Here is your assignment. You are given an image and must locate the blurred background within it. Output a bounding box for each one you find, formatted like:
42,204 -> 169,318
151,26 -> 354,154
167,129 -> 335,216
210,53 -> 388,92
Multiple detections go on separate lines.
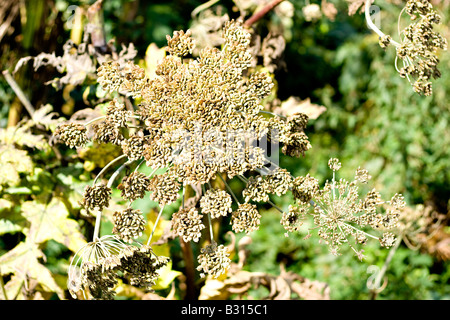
0,0 -> 449,300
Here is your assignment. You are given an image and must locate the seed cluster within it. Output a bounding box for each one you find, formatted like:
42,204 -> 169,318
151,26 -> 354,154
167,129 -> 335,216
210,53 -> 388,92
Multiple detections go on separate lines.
199,189 -> 232,219
118,171 -> 151,202
54,123 -> 88,149
287,159 -> 405,260
60,19 -> 405,298
381,0 -> 447,95
112,208 -> 146,243
68,237 -> 169,300
196,242 -> 231,279
171,208 -> 205,242
231,203 -> 261,234
80,184 -> 111,212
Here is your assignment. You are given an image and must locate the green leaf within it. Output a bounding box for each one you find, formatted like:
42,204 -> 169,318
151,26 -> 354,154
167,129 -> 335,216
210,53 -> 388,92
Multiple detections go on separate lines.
21,198 -> 87,252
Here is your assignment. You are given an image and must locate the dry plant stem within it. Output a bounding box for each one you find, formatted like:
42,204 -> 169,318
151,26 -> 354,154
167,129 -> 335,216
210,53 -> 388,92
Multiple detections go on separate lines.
2,70 -> 36,120
244,0 -> 285,27
180,238 -> 196,300
369,235 -> 402,299
93,154 -> 127,185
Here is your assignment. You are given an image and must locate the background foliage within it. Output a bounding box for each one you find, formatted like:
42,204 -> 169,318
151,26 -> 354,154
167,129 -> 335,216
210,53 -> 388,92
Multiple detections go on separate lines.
0,0 -> 448,300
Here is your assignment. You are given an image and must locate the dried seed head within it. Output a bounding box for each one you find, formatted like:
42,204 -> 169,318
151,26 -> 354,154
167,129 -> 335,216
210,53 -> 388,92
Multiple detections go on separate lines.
148,172 -> 180,206
355,167 -> 371,183
242,175 -> 270,203
117,245 -> 170,290
328,158 -> 342,171
112,208 -> 146,243
281,131 -> 312,157
166,29 -> 195,57
231,203 -> 261,234
118,172 -> 150,202
92,120 -> 124,145
81,184 -> 111,211
200,189 -> 233,219
171,208 -> 205,242
266,168 -> 293,196
196,242 -> 231,278
55,123 -> 88,149
106,98 -> 132,127
80,260 -> 118,300
292,174 -> 319,204
121,133 -> 147,161
281,204 -> 307,235
379,232 -> 396,248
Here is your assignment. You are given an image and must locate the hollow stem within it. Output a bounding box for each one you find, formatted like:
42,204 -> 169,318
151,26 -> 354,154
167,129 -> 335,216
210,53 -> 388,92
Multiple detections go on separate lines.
92,158 -> 131,241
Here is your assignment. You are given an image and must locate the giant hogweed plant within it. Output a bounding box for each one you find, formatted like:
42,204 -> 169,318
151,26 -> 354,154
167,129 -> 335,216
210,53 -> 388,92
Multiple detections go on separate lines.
52,20 -> 408,300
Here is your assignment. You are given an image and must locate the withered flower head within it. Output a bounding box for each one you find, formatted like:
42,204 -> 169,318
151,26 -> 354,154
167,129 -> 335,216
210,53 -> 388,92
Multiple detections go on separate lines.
117,245 -> 170,290
200,189 -> 233,219
112,208 -> 146,243
121,133 -> 147,161
118,171 -> 150,202
92,120 -> 124,145
81,184 -> 111,211
106,98 -> 132,127
292,174 -> 319,204
231,203 -> 261,234
196,241 -> 231,278
166,29 -> 195,57
171,207 -> 205,242
148,171 -> 180,206
55,123 -> 88,149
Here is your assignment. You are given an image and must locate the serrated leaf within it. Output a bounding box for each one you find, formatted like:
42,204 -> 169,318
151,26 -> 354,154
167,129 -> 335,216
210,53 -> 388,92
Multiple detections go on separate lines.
0,241 -> 64,299
21,198 -> 86,252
